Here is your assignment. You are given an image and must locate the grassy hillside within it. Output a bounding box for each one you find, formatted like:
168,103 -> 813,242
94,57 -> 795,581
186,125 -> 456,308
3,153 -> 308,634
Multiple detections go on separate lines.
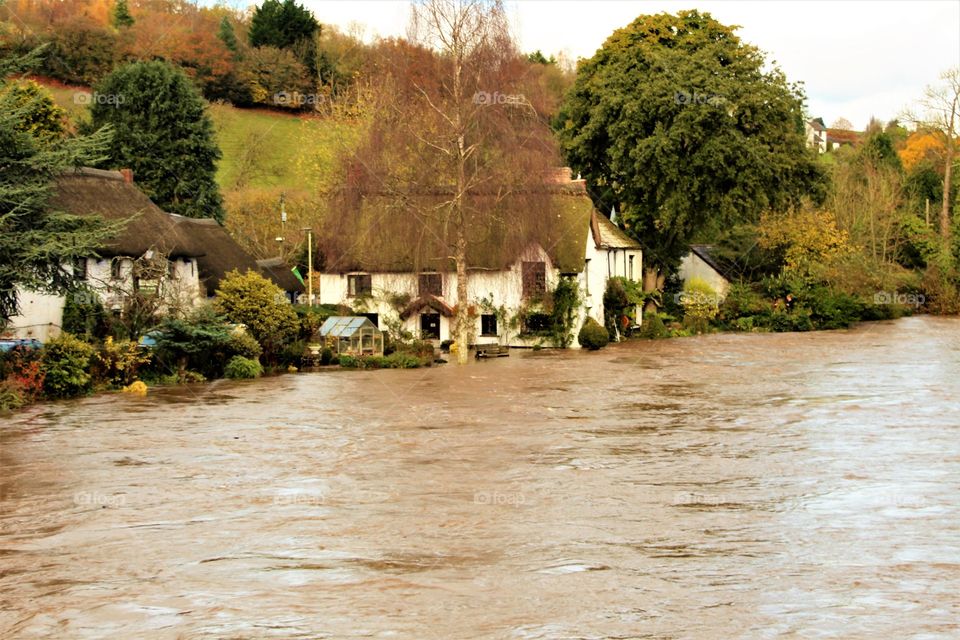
207,103 -> 357,192
38,77 -> 357,193
38,77 -> 360,258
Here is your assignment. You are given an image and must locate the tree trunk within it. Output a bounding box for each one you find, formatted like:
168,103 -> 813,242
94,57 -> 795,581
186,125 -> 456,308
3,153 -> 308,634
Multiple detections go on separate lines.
455,228 -> 469,364
642,265 -> 660,314
942,142 -> 954,241
941,91 -> 957,241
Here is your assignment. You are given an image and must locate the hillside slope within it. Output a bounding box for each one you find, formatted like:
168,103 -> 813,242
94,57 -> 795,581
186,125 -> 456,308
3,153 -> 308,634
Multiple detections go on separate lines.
38,78 -> 357,193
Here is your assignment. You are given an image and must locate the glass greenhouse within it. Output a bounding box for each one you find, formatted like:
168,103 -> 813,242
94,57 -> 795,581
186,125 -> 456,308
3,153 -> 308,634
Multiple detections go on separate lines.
318,316 -> 384,356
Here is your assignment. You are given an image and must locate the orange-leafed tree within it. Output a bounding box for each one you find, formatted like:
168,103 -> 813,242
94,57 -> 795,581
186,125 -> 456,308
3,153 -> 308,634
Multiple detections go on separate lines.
899,131 -> 946,172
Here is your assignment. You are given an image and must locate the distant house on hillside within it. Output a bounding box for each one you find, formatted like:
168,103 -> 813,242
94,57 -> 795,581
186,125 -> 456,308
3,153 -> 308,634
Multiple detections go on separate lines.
313,169 -> 642,348
805,118 -> 828,153
826,128 -> 861,151
678,245 -> 730,298
4,168 -> 300,341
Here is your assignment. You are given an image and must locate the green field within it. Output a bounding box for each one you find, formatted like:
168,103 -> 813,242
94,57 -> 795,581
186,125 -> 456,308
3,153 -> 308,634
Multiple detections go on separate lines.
39,78 -> 357,194
207,103 -> 357,192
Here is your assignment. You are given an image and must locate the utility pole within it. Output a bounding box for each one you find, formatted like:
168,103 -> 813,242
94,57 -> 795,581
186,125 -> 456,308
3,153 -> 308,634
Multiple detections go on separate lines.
302,227 -> 313,307
276,193 -> 287,256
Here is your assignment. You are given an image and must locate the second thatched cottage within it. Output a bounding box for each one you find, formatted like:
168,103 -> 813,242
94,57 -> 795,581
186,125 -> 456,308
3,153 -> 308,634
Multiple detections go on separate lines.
4,168 -> 302,341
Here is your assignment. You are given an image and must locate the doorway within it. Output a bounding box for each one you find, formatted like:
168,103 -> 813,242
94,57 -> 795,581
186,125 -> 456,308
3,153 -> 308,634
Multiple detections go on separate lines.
420,313 -> 440,340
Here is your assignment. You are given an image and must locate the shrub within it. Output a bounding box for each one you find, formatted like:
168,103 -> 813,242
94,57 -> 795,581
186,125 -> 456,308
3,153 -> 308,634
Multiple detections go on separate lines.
0,379 -> 26,412
216,270 -> 299,361
920,265 -> 960,314
383,352 -> 424,368
61,286 -> 109,340
320,347 -> 334,365
637,313 -> 670,339
152,307 -> 235,380
1,346 -> 45,401
802,287 -> 864,330
680,277 -> 720,333
550,278 -> 580,347
603,277 -> 629,336
224,355 -> 263,379
770,307 -> 813,332
715,283 -> 777,332
294,306 -> 324,340
392,339 -> 435,358
578,317 -> 609,350
279,339 -> 306,366
337,353 -> 425,369
227,330 -> 263,361
42,333 -> 95,398
95,337 -> 151,388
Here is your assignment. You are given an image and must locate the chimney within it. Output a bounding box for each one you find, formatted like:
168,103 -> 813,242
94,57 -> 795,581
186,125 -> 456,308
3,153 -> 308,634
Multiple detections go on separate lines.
119,168 -> 134,183
542,167 -> 573,184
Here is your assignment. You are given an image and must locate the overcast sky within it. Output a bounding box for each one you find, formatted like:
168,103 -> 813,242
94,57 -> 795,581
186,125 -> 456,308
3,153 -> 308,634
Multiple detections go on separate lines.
222,0 -> 960,130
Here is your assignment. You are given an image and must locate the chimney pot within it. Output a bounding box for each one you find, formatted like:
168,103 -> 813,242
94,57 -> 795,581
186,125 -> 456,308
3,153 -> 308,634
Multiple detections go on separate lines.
120,168 -> 134,183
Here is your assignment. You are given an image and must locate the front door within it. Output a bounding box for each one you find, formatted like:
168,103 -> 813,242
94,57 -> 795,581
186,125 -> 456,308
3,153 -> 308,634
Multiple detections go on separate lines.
420,313 -> 440,340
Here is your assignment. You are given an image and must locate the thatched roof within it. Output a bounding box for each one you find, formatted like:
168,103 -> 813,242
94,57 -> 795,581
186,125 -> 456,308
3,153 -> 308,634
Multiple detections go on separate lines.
826,128 -> 861,145
172,216 -> 261,295
170,217 -> 301,295
319,188 -> 595,274
257,257 -> 304,293
52,168 -> 201,258
54,168 -> 302,295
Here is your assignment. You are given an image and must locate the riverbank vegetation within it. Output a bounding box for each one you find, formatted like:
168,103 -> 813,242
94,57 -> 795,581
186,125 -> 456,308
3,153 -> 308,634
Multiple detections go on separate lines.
0,269 -> 433,412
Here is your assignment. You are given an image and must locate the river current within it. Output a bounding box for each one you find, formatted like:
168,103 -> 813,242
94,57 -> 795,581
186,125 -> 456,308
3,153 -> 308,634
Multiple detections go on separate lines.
2,316 -> 959,638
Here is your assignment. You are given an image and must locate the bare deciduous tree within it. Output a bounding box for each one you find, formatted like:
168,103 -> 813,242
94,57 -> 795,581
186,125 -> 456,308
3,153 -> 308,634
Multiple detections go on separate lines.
831,117 -> 855,131
327,0 -> 560,363
903,67 -> 960,241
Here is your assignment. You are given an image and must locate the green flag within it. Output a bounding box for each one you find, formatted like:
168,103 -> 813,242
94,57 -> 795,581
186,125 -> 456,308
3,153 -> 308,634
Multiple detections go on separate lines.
291,266 -> 304,285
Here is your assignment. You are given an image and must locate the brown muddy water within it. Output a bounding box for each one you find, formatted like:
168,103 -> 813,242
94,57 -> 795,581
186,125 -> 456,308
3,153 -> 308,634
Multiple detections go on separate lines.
2,316 -> 959,639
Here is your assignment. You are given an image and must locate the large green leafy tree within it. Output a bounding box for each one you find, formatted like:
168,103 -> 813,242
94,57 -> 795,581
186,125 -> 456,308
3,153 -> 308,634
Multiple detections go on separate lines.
90,61 -> 226,223
557,10 -> 825,295
0,49 -> 117,322
248,0 -> 319,75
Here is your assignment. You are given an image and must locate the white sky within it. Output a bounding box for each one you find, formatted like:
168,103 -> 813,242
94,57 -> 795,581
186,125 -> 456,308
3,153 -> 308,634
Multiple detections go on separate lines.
221,0 -> 960,130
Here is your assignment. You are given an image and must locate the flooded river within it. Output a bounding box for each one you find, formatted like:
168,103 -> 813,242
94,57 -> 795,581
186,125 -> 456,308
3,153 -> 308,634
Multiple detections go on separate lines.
2,316 -> 959,639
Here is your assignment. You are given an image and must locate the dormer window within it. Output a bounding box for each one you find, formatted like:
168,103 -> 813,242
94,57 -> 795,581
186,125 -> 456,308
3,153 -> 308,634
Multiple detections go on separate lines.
522,261 -> 546,299
418,273 -> 442,297
348,274 -> 372,297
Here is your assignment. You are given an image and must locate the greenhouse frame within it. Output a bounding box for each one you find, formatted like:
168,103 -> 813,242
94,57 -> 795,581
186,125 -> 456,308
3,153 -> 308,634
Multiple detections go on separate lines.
318,316 -> 384,357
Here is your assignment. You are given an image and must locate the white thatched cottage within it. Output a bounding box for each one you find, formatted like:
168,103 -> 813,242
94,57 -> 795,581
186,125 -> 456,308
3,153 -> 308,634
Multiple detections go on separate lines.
312,170 -> 642,348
